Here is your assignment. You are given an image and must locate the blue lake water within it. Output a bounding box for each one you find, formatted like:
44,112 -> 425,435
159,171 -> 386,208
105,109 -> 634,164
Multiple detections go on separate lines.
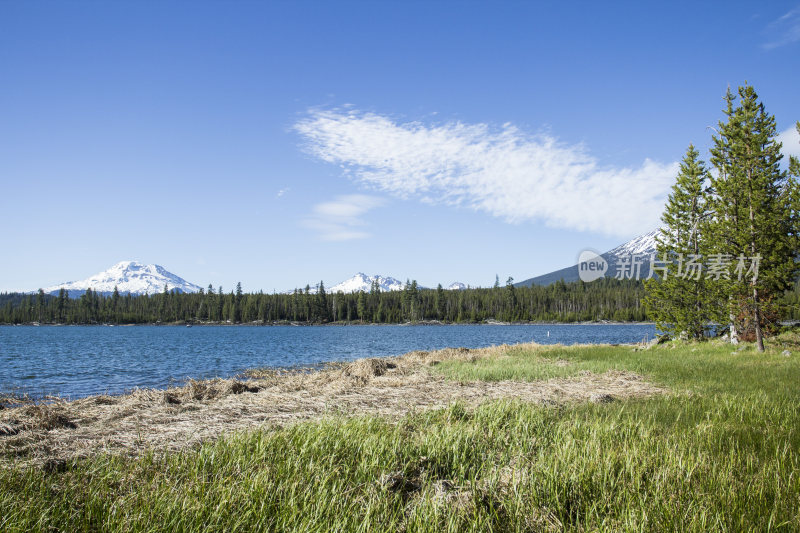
0,324 -> 656,399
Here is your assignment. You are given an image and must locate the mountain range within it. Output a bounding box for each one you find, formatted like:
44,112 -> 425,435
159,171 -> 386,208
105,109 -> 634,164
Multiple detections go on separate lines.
34,231 -> 658,298
38,266 -> 469,298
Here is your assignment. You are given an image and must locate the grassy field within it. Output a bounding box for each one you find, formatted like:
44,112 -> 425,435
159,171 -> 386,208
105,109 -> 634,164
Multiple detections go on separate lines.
2,333 -> 799,532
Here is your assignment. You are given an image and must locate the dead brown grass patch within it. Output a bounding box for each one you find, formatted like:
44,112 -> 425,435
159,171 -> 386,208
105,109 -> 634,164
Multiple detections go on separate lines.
0,343 -> 666,466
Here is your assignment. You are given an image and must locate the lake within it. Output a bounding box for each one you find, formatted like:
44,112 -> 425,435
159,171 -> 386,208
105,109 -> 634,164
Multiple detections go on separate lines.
0,324 -> 656,399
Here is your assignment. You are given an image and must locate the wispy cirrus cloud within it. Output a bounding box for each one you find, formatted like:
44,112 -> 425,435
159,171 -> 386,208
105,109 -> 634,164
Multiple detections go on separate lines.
295,109 -> 678,237
302,194 -> 385,241
762,6 -> 800,50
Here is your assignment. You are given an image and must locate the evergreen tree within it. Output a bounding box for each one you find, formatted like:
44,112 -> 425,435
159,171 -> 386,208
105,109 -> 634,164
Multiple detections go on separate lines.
292,289 -> 300,321
707,85 -> 799,351
356,291 -> 366,323
435,283 -> 445,319
36,289 -> 45,323
205,284 -> 215,321
57,288 -> 67,322
111,286 -> 120,311
505,277 -> 517,320
234,282 -> 243,322
226,290 -> 235,322
788,122 -> 800,260
409,280 -> 419,321
402,279 -> 411,320
315,280 -> 328,321
645,145 -> 718,339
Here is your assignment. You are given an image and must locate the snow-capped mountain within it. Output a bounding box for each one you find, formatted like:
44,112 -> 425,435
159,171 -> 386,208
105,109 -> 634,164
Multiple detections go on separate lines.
328,273 -> 406,293
289,274 -> 469,294
290,273 -> 410,294
41,261 -> 203,297
515,230 -> 660,287
605,229 -> 659,257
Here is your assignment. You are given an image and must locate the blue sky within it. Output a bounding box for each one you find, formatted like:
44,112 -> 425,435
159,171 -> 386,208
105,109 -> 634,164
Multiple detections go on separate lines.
1,1 -> 799,293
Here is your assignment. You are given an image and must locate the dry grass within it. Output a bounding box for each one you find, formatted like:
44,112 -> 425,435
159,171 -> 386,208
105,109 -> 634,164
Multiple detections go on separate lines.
0,343 -> 665,466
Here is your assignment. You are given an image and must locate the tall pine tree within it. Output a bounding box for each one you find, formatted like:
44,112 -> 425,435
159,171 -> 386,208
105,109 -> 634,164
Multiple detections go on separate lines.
707,85 -> 799,351
645,145 -> 719,339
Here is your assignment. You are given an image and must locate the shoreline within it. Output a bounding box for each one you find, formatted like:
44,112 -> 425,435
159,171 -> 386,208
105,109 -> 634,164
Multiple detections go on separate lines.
1,320 -> 658,327
0,342 -> 665,466
0,323 -> 662,402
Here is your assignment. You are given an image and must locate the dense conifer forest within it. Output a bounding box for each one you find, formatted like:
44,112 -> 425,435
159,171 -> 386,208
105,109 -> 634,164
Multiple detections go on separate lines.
0,278 -> 646,324
1,278 -> 797,325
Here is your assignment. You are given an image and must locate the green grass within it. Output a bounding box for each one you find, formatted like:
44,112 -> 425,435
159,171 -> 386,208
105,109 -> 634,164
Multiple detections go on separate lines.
2,336 -> 800,532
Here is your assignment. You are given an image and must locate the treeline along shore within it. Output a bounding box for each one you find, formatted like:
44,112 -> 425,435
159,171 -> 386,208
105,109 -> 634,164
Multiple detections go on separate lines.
2,277 -> 798,325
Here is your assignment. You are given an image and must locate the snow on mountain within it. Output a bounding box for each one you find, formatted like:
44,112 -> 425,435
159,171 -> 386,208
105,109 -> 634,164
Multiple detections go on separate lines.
291,274 -> 469,293
605,229 -> 659,257
515,229 -> 661,287
328,273 -> 406,293
290,273 -> 409,294
41,261 -> 203,297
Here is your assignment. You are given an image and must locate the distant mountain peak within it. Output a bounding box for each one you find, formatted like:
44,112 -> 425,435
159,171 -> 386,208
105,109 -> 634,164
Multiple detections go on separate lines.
327,273 -> 406,293
606,229 -> 660,257
290,273 -> 410,294
515,230 -> 660,287
41,261 -> 202,297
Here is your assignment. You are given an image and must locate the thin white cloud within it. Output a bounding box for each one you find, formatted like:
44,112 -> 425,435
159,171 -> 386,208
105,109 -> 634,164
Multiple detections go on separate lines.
302,194 -> 385,241
762,6 -> 800,50
276,188 -> 290,198
295,109 -> 678,237
778,124 -> 800,158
